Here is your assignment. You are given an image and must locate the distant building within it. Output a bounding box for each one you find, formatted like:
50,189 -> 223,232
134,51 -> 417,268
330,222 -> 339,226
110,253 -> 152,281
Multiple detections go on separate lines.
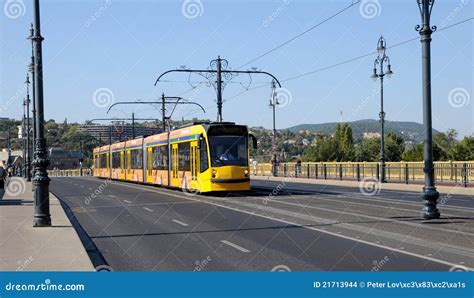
0,149 -> 23,175
48,147 -> 83,169
362,132 -> 381,139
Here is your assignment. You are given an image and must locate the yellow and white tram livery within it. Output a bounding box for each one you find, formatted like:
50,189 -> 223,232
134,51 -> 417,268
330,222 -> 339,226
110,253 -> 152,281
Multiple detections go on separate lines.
93,122 -> 256,193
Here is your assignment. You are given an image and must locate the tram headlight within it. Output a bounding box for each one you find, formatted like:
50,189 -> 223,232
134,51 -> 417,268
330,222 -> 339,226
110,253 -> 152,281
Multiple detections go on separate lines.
244,169 -> 249,176
212,169 -> 217,178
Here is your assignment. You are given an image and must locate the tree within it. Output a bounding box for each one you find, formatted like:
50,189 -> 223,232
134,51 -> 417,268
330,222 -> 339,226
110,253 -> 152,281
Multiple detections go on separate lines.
385,132 -> 405,162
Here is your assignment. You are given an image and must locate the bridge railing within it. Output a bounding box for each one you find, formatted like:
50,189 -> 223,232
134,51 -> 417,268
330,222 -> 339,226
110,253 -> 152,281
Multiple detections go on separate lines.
254,161 -> 473,186
48,169 -> 87,177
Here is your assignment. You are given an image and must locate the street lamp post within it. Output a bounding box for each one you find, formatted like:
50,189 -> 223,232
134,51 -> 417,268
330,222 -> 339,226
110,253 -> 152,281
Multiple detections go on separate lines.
416,0 -> 440,219
32,0 -> 51,227
24,74 -> 32,182
269,80 -> 279,176
371,36 -> 393,183
28,24 -> 36,180
22,98 -> 26,178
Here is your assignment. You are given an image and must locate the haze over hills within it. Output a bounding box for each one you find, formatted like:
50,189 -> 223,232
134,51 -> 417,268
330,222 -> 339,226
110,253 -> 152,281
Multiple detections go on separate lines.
284,119 -> 441,143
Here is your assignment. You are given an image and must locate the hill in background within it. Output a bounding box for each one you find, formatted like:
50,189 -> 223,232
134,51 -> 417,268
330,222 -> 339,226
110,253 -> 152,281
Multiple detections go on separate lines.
285,119 -> 440,143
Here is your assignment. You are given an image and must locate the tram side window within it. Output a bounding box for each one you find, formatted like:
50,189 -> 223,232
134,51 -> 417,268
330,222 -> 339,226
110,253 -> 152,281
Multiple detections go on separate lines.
200,138 -> 208,172
130,149 -> 143,169
152,146 -> 168,170
100,154 -> 107,168
178,142 -> 190,171
112,152 -> 121,169
94,155 -> 99,168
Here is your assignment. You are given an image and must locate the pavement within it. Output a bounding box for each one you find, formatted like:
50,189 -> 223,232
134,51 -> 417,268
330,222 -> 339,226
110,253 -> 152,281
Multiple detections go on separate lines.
48,176 -> 473,272
0,177 -> 94,271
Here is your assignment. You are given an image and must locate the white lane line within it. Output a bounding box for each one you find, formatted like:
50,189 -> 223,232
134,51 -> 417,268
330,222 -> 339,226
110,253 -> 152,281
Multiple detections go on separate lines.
88,188 -> 93,190
171,219 -> 189,227
100,178 -> 471,269
143,207 -> 154,212
220,240 -> 251,253
123,200 -> 132,204
108,195 -> 116,198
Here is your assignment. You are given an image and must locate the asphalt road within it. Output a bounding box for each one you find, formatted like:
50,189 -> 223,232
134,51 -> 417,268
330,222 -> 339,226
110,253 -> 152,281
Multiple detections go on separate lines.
50,177 -> 473,271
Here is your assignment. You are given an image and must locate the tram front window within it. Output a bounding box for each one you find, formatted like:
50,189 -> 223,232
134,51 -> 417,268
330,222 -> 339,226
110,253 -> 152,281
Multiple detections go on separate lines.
209,135 -> 248,167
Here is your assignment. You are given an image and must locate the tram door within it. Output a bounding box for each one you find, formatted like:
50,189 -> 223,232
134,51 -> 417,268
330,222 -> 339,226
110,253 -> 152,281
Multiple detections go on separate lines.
190,141 -> 198,190
147,147 -> 153,183
120,150 -> 125,180
172,144 -> 179,187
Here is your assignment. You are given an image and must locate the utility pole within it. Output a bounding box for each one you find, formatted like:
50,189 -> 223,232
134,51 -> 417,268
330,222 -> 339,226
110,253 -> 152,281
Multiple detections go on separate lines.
416,0 -> 440,219
28,24 -> 36,181
161,93 -> 166,132
24,74 -> 32,182
216,56 -> 223,122
106,97 -> 205,133
131,112 -> 135,139
371,36 -> 393,183
269,80 -> 279,176
32,0 -> 51,227
22,100 -> 26,178
154,56 -> 282,123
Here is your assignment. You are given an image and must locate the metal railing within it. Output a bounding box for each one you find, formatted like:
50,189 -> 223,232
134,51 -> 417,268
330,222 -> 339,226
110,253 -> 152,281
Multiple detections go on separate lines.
48,169 -> 87,177
254,161 -> 473,187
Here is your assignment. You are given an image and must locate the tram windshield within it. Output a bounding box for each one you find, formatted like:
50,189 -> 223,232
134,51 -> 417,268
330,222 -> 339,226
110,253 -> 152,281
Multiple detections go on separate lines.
209,135 -> 248,167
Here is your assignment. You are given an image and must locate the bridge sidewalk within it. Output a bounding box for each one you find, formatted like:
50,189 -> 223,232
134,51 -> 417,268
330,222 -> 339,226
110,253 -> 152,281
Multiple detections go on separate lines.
252,175 -> 473,196
0,177 -> 94,271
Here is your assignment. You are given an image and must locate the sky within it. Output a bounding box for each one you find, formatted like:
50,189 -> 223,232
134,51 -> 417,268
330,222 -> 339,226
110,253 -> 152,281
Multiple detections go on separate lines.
1,0 -> 473,137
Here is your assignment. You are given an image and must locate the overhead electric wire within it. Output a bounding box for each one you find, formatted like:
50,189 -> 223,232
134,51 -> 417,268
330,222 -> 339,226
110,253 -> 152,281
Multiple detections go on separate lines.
237,0 -> 361,70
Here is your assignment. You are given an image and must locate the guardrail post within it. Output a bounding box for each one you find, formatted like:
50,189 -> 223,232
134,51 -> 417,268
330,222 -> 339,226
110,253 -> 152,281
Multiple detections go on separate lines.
307,164 -> 310,179
323,164 -> 327,180
454,164 -> 458,183
462,163 -> 468,188
376,163 -> 380,181
283,164 -> 287,177
315,164 -> 318,179
356,164 -> 360,182
339,164 -> 343,180
405,164 -> 409,184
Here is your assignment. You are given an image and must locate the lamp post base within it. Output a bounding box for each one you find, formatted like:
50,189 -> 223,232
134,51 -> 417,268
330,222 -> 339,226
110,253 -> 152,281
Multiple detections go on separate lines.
33,215 -> 51,227
421,186 -> 440,219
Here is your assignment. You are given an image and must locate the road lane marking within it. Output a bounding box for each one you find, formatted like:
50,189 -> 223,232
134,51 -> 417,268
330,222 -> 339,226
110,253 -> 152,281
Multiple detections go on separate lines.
171,219 -> 189,227
81,177 -> 472,269
221,240 -> 251,253
108,195 -> 116,198
123,200 -> 132,204
143,207 -> 154,212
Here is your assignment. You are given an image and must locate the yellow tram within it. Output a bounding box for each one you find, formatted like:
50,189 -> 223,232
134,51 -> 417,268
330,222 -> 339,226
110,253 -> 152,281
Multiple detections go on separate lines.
93,122 -> 256,193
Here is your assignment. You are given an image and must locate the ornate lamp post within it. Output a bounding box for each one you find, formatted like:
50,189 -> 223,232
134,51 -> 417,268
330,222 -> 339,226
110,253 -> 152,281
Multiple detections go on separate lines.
371,36 -> 393,183
28,23 -> 37,180
24,74 -> 32,181
32,0 -> 51,227
269,80 -> 279,176
416,0 -> 440,219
